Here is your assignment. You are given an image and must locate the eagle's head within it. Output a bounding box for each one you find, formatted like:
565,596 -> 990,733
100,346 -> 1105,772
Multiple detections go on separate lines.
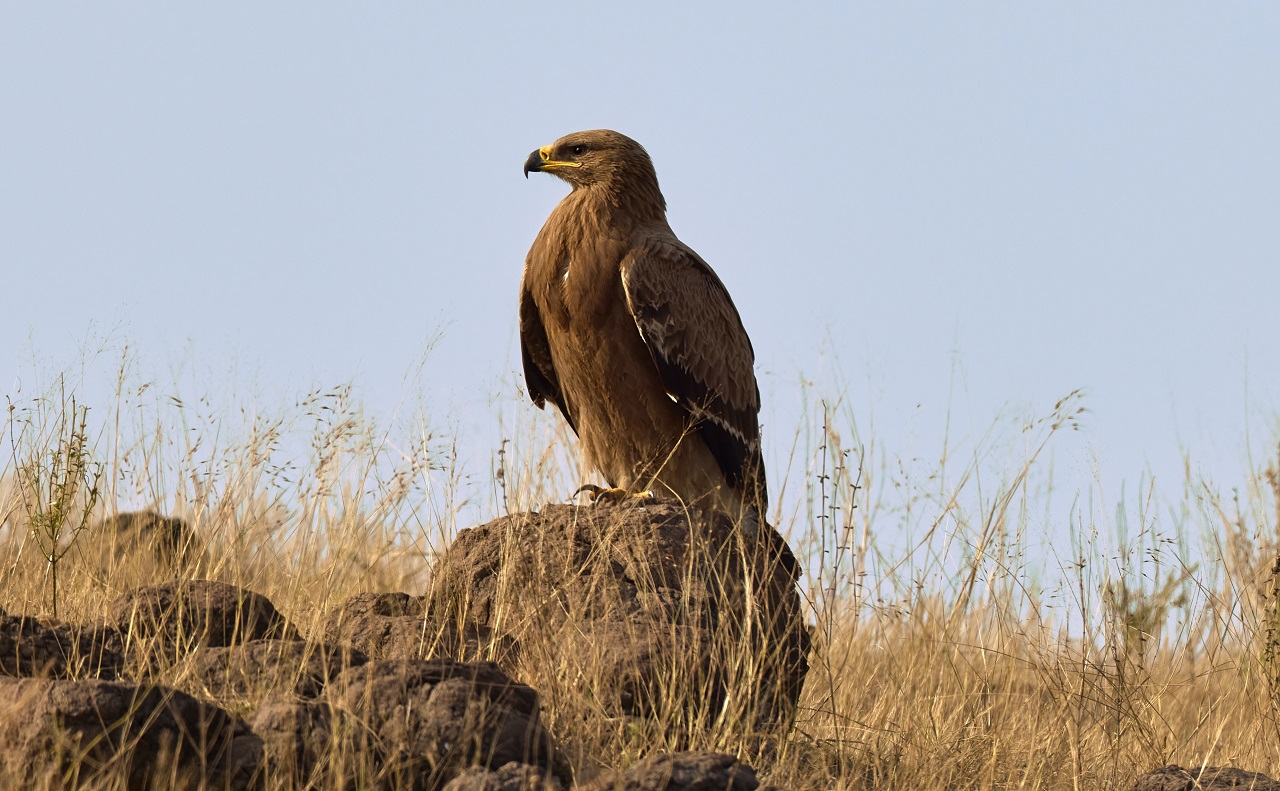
523,129 -> 659,193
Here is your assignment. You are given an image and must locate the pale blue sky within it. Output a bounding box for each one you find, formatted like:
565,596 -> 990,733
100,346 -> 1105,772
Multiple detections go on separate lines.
3,4 -> 1278,528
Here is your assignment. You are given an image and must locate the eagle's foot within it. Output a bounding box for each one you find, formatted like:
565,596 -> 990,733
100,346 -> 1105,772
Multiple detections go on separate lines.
573,484 -> 656,505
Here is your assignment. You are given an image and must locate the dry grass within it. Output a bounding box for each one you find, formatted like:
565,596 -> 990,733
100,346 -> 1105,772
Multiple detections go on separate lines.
2,361 -> 1279,790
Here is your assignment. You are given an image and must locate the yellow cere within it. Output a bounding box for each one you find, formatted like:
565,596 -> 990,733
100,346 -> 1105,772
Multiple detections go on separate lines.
539,144 -> 580,169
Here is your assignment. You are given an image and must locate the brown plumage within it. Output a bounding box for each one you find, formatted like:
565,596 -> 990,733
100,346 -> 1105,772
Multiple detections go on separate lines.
520,129 -> 766,520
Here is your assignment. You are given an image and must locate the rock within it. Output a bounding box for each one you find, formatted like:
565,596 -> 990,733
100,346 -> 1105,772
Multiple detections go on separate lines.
0,612 -> 124,679
581,752 -> 762,791
553,620 -> 712,716
251,700 -> 333,787
325,658 -> 565,790
426,500 -> 809,727
443,761 -> 562,791
93,510 -> 200,569
325,592 -> 513,664
252,659 -> 564,790
111,580 -> 297,654
0,677 -> 261,790
188,638 -> 366,701
1132,764 -> 1280,790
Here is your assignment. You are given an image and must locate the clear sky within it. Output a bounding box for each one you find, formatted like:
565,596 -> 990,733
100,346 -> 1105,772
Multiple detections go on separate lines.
3,4 -> 1278,532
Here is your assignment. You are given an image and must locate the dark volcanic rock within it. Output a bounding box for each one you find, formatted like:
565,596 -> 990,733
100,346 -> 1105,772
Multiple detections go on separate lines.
325,592 -> 512,664
251,699 -> 333,787
443,761 -> 562,791
426,500 -> 809,727
0,677 -> 261,790
0,612 -> 124,679
325,658 -> 564,791
189,638 -> 366,700
581,752 -> 763,791
111,579 -> 297,652
1132,764 -> 1280,790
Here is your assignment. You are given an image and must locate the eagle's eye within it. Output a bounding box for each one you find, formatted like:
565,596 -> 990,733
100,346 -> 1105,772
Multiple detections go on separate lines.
571,145 -> 586,156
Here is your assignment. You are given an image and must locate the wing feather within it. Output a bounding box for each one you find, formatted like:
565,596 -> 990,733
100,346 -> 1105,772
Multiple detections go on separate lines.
621,238 -> 767,510
519,283 -> 576,433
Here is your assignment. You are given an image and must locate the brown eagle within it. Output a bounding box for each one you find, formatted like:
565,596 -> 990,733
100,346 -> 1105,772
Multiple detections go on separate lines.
520,129 -> 766,522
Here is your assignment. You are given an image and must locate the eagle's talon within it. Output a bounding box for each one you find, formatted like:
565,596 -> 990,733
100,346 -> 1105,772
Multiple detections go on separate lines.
572,483 -> 626,503
571,484 -> 654,505
589,487 -> 630,504
572,483 -> 607,502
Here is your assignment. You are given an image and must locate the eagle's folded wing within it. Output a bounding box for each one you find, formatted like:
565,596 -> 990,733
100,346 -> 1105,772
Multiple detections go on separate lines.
519,283 -> 576,432
620,238 -> 767,509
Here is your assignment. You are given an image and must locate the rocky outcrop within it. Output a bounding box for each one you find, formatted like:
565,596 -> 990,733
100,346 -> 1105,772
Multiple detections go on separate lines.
426,499 -> 809,728
3,577 -> 576,790
0,496 -> 808,787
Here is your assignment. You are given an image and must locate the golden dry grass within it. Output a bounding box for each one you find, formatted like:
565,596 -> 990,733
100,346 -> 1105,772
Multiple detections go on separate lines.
2,364 -> 1279,790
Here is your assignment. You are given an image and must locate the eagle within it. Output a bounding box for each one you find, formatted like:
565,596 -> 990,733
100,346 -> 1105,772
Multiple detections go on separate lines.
520,129 -> 767,524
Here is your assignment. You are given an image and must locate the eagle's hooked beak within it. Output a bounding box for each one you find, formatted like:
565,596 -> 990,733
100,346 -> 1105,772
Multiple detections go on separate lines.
524,145 -> 581,179
522,149 -> 544,178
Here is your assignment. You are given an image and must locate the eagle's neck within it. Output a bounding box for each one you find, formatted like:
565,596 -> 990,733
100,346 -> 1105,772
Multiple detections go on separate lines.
575,173 -> 667,228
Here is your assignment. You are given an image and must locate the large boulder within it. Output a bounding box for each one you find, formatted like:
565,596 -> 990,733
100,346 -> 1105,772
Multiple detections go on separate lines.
580,752 -> 764,791
111,580 -> 297,654
0,612 -> 124,679
426,499 -> 809,728
1131,764 -> 1280,790
0,677 -> 261,789
324,592 -> 513,664
324,658 -> 566,790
